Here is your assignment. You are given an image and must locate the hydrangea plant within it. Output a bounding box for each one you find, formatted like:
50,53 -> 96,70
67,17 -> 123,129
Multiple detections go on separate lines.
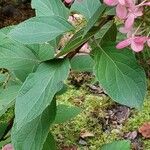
0,0 -> 149,149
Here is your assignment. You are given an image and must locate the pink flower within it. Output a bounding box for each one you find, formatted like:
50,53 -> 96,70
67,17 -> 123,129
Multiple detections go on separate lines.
147,38 -> 150,47
2,144 -> 14,150
116,36 -> 147,52
124,5 -> 143,30
64,0 -> 73,4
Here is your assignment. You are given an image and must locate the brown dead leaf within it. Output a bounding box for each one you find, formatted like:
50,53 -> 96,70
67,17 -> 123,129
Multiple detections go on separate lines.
80,131 -> 94,139
138,122 -> 150,138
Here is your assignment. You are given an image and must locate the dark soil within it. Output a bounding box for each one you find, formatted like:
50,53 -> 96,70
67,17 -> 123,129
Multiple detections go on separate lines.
0,0 -> 34,28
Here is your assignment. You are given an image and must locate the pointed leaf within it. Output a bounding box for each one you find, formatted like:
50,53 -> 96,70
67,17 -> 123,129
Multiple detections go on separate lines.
56,26 -> 100,57
12,99 -> 56,150
83,4 -> 106,37
101,140 -> 131,150
9,16 -> 74,44
71,55 -> 94,72
0,43 -> 39,71
71,0 -> 101,20
54,104 -> 81,124
15,59 -> 70,128
32,0 -> 69,19
94,43 -> 146,108
0,84 -> 21,117
42,133 -> 56,150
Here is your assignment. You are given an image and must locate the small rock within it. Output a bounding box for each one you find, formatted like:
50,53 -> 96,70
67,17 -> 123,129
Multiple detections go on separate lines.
80,131 -> 94,139
78,139 -> 87,146
124,131 -> 138,140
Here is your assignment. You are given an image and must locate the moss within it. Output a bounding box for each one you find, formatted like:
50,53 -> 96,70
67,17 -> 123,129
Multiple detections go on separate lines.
123,91 -> 150,150
52,85 -> 120,149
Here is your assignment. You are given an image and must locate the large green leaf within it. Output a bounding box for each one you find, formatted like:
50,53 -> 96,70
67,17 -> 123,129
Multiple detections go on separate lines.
70,55 -> 94,72
101,140 -> 131,150
83,4 -> 106,37
26,43 -> 55,61
94,43 -> 146,108
15,59 -> 70,128
12,99 -> 56,150
0,43 -> 39,71
42,133 -> 56,150
56,26 -> 100,57
9,16 -> 74,44
54,104 -> 81,124
0,26 -> 14,44
0,84 -> 21,117
95,22 -> 117,44
71,0 -> 101,20
32,0 -> 69,19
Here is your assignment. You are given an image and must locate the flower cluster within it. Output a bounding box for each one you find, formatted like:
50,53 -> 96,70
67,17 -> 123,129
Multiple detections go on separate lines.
104,0 -> 150,52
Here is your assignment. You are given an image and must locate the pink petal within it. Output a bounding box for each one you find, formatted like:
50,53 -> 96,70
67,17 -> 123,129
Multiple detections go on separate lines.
103,0 -> 118,6
2,144 -> 14,150
65,0 -> 73,4
119,26 -> 132,34
116,4 -> 127,19
131,40 -> 144,52
134,7 -> 143,17
118,0 -> 125,5
147,39 -> 150,47
134,36 -> 147,43
125,14 -> 135,29
143,2 -> 150,6
116,38 -> 131,49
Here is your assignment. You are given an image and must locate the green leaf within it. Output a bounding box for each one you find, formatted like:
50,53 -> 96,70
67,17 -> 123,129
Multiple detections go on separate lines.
71,0 -> 101,20
26,43 -> 55,61
42,133 -> 56,150
12,99 -> 56,150
94,43 -> 146,108
9,16 -> 74,44
0,122 -> 7,139
0,84 -> 21,117
15,59 -> 70,128
0,43 -> 39,71
32,0 -> 69,19
54,104 -> 81,124
0,74 -> 7,85
0,26 -> 14,44
83,4 -> 106,37
71,55 -> 94,72
101,140 -> 131,150
56,26 -> 100,57
98,22 -> 117,44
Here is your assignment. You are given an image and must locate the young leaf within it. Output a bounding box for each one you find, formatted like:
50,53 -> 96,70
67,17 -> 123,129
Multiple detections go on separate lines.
99,22 -> 117,44
15,59 -> 70,129
0,84 -> 21,117
101,140 -> 131,150
94,43 -> 147,108
42,133 -> 56,150
56,26 -> 100,57
54,104 -> 81,124
83,4 -> 106,37
32,0 -> 69,19
12,99 -> 56,150
9,16 -> 74,44
71,0 -> 101,20
70,55 -> 94,72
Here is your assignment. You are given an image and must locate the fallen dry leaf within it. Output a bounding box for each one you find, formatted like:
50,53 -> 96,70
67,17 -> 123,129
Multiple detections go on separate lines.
138,122 -> 150,138
80,131 -> 94,139
124,131 -> 138,140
